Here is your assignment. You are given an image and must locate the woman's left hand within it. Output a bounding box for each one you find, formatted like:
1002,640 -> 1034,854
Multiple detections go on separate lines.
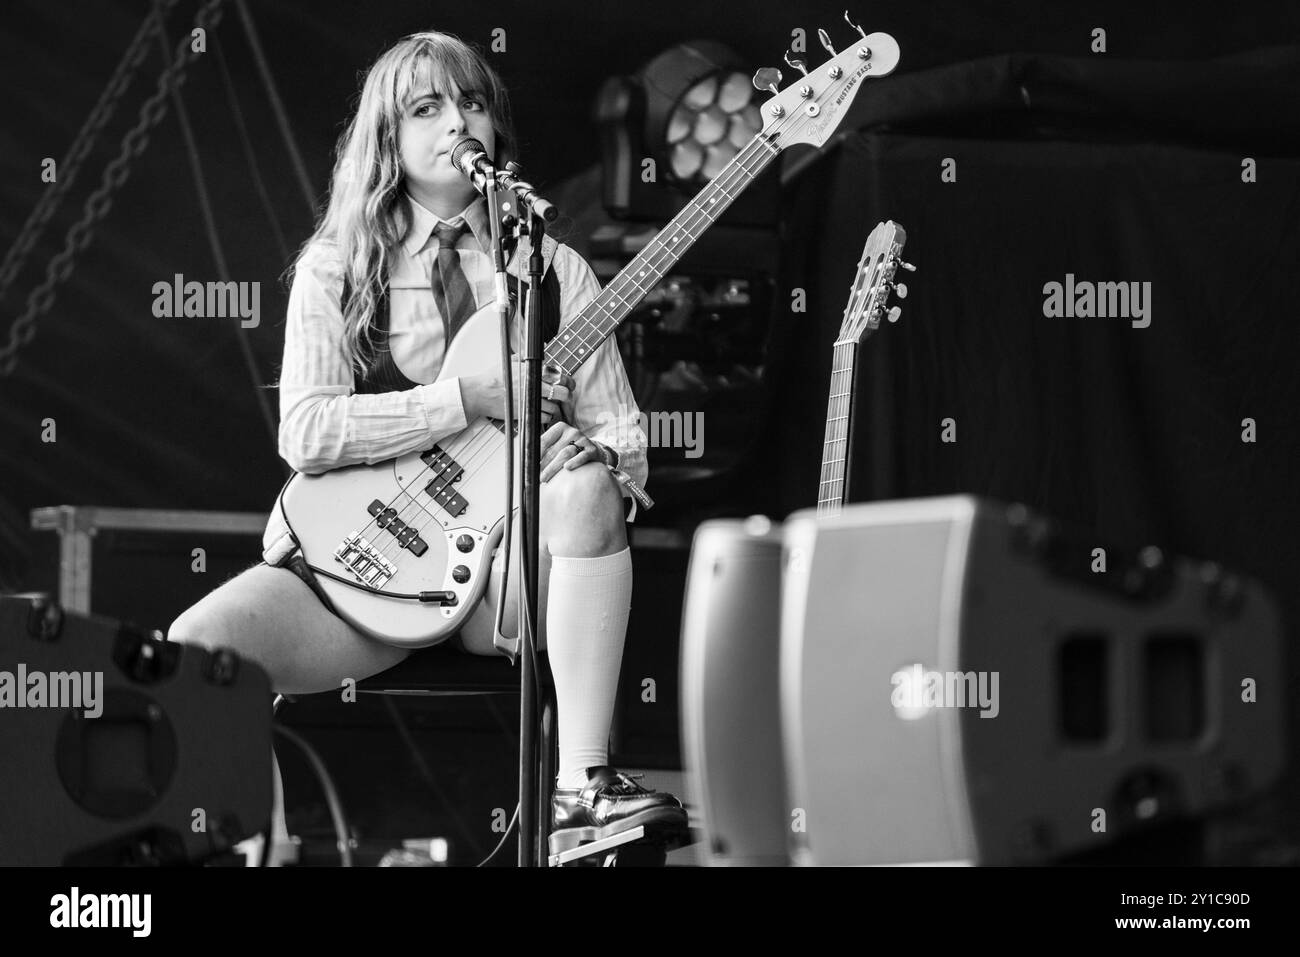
539,421 -> 606,482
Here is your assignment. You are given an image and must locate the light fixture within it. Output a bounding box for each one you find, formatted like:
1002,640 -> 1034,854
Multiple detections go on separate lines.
596,40 -> 779,225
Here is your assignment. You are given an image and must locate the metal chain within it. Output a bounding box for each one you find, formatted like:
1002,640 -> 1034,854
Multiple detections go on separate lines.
0,0 -> 228,377
0,0 -> 181,305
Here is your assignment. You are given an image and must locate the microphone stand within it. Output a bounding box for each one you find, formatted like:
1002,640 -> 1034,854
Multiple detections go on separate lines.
516,204 -> 547,867
477,153 -> 553,866
482,173 -> 541,867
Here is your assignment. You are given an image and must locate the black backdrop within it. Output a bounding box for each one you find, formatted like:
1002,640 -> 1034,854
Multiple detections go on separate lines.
2,0 -> 1299,850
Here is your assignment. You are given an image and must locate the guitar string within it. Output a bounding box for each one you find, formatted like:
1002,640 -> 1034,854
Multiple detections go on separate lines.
820,253 -> 876,502
343,51 -> 903,583
354,122 -> 795,582
820,253 -> 875,502
348,107 -> 808,588
365,140 -> 884,582
350,129 -> 785,579
360,130 -> 786,578
819,247 -> 896,505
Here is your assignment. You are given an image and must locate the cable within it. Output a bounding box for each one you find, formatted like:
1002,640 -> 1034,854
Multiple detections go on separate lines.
210,29 -> 292,262
273,723 -> 354,867
255,695 -> 293,867
379,695 -> 485,859
232,0 -> 317,218
475,802 -> 520,867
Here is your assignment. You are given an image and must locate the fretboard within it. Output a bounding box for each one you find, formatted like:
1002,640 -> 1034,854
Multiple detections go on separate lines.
544,134 -> 781,376
817,340 -> 858,515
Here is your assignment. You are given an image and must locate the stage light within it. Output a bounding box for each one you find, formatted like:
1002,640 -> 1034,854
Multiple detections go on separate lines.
662,69 -> 762,184
596,40 -> 779,225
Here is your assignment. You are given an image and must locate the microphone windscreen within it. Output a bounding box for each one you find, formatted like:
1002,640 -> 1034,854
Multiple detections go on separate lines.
449,136 -> 486,171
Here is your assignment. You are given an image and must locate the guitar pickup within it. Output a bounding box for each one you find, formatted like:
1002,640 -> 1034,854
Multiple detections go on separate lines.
420,448 -> 463,479
424,477 -> 469,517
394,526 -> 428,556
368,499 -> 428,554
369,496 -> 428,548
420,448 -> 470,517
369,502 -> 398,528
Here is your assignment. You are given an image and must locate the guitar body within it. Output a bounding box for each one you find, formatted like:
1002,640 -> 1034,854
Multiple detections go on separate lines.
277,302 -> 518,648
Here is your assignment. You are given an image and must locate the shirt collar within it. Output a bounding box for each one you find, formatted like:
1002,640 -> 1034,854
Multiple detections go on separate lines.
402,192 -> 493,257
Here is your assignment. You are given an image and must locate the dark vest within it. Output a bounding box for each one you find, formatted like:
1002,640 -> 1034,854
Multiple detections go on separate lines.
351,257 -> 563,396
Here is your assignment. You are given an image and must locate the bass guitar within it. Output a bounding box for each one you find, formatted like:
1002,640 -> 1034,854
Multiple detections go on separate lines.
276,24 -> 901,647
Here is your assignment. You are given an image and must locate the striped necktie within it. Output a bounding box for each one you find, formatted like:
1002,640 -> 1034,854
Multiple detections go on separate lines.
431,221 -> 475,343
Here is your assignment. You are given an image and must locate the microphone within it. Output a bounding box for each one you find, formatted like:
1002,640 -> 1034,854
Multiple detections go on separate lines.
449,136 -> 495,179
449,136 -> 559,223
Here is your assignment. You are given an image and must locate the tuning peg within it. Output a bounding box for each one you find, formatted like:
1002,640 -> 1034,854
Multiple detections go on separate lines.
894,283 -> 908,299
899,261 -> 916,272
844,10 -> 867,38
752,67 -> 783,95
887,306 -> 902,323
783,51 -> 808,75
818,28 -> 836,55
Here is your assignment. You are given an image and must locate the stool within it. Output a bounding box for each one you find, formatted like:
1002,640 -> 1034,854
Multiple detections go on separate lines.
278,641 -> 559,865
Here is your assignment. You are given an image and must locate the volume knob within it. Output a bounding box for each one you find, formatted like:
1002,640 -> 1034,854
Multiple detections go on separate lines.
455,534 -> 475,553
452,565 -> 471,584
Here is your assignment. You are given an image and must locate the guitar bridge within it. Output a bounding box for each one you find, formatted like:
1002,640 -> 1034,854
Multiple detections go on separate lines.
334,533 -> 397,589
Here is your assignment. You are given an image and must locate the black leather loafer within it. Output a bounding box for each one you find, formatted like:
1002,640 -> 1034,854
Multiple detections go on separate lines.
551,766 -> 689,845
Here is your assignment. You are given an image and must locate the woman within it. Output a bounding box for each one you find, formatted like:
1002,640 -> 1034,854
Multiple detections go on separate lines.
168,30 -> 687,858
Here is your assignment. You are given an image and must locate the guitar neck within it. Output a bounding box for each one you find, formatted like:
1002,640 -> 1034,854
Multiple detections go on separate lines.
817,340 -> 858,515
544,134 -> 781,376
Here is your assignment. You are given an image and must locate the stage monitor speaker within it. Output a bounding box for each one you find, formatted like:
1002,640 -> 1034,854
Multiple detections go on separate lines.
0,593 -> 272,865
779,496 -> 1285,865
680,516 -> 787,865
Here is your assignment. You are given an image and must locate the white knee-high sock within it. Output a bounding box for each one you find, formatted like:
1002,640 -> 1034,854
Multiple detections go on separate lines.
546,546 -> 633,789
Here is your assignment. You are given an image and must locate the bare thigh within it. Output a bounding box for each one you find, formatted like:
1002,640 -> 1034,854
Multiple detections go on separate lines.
167,562 -> 412,695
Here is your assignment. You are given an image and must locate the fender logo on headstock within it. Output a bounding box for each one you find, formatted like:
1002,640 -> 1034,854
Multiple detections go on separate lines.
808,62 -> 876,141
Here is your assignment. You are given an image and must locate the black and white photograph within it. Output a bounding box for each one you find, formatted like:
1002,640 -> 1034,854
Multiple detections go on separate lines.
0,0 -> 1297,934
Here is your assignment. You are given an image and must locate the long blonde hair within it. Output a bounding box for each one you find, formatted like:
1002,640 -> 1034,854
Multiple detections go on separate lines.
295,31 -> 517,377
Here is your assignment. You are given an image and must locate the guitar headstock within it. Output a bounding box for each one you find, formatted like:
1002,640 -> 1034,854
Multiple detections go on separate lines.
838,220 -> 912,344
754,12 -> 900,150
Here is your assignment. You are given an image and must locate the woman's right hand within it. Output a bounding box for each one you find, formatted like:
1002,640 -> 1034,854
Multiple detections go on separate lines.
461,357 -> 573,426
